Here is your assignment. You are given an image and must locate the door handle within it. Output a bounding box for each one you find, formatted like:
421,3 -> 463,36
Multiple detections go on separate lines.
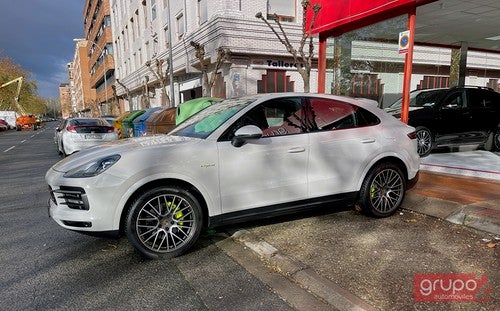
287,147 -> 306,153
360,138 -> 376,144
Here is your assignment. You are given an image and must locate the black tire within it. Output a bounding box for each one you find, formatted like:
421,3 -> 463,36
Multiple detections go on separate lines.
494,130 -> 500,151
126,186 -> 203,259
415,126 -> 434,157
358,163 -> 406,217
484,129 -> 500,152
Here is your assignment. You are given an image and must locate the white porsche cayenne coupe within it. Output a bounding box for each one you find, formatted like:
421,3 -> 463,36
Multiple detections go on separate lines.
46,93 -> 420,259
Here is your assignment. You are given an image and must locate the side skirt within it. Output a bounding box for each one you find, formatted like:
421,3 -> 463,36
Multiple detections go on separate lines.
209,192 -> 358,228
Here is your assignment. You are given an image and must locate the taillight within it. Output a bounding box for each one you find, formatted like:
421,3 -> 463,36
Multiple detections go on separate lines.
407,131 -> 417,139
66,125 -> 77,132
107,126 -> 114,133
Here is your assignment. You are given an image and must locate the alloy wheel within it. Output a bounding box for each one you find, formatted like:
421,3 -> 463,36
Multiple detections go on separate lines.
416,128 -> 433,157
369,168 -> 404,214
135,193 -> 197,253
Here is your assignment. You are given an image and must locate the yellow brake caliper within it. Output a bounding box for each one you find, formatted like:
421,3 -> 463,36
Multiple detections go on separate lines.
168,201 -> 184,226
370,183 -> 376,200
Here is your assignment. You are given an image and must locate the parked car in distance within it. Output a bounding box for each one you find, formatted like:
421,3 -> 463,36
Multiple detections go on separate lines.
386,86 -> 500,157
46,93 -> 420,259
54,118 -> 119,156
100,115 -> 117,126
0,119 -> 8,131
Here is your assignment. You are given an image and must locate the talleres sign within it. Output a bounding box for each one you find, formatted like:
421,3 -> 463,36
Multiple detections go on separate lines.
266,59 -> 304,69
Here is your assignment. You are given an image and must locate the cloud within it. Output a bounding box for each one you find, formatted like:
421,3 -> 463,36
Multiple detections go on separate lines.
0,0 -> 83,98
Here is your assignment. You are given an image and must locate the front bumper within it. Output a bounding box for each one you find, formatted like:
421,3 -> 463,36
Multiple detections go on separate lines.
46,168 -> 126,233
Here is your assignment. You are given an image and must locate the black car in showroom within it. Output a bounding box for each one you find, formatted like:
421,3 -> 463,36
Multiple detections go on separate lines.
386,86 -> 500,157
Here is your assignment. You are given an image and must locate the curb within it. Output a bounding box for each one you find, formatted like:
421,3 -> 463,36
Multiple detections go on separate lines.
403,193 -> 500,235
232,230 -> 377,311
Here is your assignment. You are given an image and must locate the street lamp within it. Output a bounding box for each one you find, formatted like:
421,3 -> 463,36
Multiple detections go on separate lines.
73,38 -> 108,113
166,0 -> 175,107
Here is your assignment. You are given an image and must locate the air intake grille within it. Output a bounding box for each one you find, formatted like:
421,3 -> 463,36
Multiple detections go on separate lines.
52,186 -> 89,210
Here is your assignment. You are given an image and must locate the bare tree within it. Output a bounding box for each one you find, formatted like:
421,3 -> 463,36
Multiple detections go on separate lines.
115,78 -> 132,111
145,59 -> 172,107
190,41 -> 231,97
256,0 -> 321,92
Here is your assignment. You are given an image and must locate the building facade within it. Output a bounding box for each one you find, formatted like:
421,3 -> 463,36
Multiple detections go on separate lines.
110,0 -> 318,110
58,83 -> 72,119
83,0 -> 118,115
71,39 -> 93,115
67,0 -> 500,117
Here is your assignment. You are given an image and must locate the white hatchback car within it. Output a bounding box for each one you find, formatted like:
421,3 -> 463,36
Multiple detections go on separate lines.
55,118 -> 119,156
46,93 -> 420,259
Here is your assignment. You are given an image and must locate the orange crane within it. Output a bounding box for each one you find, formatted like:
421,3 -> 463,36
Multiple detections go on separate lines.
0,77 -> 37,130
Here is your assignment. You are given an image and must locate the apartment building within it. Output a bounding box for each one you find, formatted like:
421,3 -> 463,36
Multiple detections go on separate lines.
110,0 -> 317,110
71,40 -> 93,115
83,0 -> 117,115
58,83 -> 72,119
67,1 -> 500,116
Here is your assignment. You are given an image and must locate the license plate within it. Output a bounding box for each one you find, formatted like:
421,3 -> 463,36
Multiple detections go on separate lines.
85,134 -> 103,139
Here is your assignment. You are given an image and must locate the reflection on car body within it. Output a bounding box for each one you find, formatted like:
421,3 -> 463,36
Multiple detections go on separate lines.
46,93 -> 420,259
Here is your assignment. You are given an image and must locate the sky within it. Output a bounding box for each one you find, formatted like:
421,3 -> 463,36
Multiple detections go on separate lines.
0,1 -> 83,99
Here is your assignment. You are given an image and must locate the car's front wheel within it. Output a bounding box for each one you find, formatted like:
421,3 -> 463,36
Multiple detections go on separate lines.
126,186 -> 203,259
415,126 -> 434,157
359,163 -> 406,217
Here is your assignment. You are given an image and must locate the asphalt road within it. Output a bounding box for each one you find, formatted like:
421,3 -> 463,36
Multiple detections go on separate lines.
2,124 -> 497,311
0,124 -> 309,311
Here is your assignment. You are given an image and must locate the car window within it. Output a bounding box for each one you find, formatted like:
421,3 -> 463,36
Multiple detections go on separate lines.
413,90 -> 444,107
172,97 -> 255,139
467,89 -> 500,108
442,91 -> 465,108
219,97 -> 305,141
483,91 -> 500,108
69,119 -> 107,126
260,98 -> 304,137
306,98 -> 380,131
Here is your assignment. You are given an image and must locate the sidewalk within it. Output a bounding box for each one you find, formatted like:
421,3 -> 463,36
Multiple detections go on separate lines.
222,149 -> 500,311
405,170 -> 500,235
411,149 -> 500,235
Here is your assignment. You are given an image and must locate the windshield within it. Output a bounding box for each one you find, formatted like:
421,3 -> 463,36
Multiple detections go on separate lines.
389,89 -> 444,109
170,97 -> 258,139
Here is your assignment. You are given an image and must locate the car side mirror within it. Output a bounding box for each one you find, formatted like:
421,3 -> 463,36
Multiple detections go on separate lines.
231,125 -> 263,147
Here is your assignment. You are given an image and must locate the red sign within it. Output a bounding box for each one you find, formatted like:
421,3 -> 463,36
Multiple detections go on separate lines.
414,273 -> 491,302
307,0 -> 431,35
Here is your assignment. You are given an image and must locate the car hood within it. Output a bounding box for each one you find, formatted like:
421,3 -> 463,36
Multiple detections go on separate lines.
51,134 -> 198,173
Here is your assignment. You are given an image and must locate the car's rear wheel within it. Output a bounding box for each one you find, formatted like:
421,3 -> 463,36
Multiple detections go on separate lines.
415,126 -> 434,157
126,186 -> 203,259
359,163 -> 406,217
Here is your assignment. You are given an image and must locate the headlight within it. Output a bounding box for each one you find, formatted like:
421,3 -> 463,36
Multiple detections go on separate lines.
63,155 -> 121,178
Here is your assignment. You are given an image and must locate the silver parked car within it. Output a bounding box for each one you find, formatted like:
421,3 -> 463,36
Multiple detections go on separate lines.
54,118 -> 119,156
